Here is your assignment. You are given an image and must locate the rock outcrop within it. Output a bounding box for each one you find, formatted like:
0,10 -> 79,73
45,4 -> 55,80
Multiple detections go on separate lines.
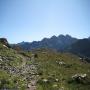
0,38 -> 10,48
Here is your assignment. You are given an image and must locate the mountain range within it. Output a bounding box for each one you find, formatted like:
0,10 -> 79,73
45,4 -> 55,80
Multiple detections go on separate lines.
17,35 -> 77,51
16,34 -> 90,58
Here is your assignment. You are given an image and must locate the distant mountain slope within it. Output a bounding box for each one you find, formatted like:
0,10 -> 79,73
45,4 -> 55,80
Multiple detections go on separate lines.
18,34 -> 77,51
68,39 -> 90,57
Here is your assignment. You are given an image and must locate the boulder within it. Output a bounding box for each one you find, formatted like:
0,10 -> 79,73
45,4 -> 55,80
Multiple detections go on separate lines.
72,74 -> 87,79
56,61 -> 66,65
71,73 -> 87,84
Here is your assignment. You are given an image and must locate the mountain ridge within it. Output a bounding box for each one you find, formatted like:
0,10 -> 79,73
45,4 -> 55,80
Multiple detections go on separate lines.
17,34 -> 78,51
15,34 -> 90,58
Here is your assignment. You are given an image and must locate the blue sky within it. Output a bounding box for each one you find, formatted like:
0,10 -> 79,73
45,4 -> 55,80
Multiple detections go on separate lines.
0,0 -> 90,43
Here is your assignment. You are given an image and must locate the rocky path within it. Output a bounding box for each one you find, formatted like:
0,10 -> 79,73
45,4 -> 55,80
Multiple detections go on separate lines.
27,55 -> 38,90
19,54 -> 38,90
0,52 -> 38,90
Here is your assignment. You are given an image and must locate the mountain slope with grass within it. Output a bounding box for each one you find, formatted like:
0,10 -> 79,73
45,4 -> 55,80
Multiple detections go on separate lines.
0,38 -> 90,90
34,49 -> 90,90
67,39 -> 90,58
0,38 -> 38,90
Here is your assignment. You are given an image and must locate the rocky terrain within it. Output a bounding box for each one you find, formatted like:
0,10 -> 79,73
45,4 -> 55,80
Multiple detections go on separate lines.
0,38 -> 39,90
0,38 -> 90,90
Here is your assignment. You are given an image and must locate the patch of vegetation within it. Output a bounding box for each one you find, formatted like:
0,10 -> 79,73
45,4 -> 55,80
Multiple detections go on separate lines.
0,42 -> 90,90
34,50 -> 90,90
0,70 -> 26,90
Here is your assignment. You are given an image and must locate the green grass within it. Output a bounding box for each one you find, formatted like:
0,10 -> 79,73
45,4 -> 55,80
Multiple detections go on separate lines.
0,70 -> 26,90
34,51 -> 90,90
0,43 -> 26,89
0,43 -> 90,90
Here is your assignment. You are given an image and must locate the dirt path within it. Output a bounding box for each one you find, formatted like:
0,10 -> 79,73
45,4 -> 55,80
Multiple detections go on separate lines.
27,80 -> 36,90
19,54 -> 38,90
27,54 -> 38,90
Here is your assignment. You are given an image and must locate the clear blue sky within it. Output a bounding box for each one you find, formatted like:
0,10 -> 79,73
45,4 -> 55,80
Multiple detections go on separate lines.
0,0 -> 90,43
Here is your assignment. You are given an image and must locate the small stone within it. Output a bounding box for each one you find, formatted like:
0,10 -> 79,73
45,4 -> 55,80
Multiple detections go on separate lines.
43,79 -> 48,82
53,84 -> 58,87
27,84 -> 31,88
0,58 -> 2,61
3,45 -> 8,48
55,78 -> 59,82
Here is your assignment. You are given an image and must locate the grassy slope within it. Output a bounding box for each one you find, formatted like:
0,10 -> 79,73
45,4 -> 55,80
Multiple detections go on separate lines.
34,50 -> 90,90
0,43 -> 90,90
0,44 -> 27,90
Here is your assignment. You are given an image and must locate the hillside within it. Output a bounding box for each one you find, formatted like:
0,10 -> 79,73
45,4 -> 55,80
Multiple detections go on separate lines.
0,38 -> 38,90
0,38 -> 90,90
68,39 -> 90,58
35,50 -> 90,90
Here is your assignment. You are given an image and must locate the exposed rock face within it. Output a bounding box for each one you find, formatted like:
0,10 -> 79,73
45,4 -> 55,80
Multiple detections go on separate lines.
0,38 -> 10,48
